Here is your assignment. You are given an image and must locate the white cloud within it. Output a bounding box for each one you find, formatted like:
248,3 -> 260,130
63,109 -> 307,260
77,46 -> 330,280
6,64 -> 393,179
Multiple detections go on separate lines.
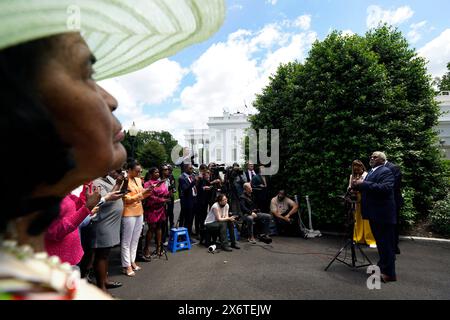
418,29 -> 450,77
249,24 -> 285,49
174,21 -> 317,138
266,0 -> 278,5
99,58 -> 187,142
342,29 -> 355,36
100,58 -> 187,106
104,17 -> 317,144
366,5 -> 414,28
408,20 -> 427,44
293,15 -> 312,31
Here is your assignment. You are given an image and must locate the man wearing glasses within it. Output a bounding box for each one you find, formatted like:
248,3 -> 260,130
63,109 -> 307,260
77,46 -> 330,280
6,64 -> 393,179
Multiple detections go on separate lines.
352,151 -> 397,283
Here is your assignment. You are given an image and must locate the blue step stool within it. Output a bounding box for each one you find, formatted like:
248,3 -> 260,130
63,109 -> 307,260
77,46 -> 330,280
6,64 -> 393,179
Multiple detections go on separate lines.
226,224 -> 240,241
168,227 -> 192,253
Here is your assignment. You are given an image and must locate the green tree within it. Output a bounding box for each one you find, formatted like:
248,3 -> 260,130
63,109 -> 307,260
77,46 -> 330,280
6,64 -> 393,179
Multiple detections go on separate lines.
146,131 -> 178,162
251,26 -> 447,228
122,130 -> 178,163
136,140 -> 168,169
437,62 -> 450,92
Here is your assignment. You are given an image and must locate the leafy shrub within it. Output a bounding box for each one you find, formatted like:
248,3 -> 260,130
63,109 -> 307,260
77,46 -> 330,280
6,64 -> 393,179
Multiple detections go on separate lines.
430,194 -> 450,236
399,188 -> 418,226
250,26 -> 445,227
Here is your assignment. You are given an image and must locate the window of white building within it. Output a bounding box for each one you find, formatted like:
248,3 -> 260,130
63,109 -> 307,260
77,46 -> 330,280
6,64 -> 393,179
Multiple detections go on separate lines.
216,149 -> 222,162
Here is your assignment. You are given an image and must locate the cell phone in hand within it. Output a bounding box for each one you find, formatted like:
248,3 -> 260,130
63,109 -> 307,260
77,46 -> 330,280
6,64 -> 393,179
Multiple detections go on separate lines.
119,178 -> 129,194
152,180 -> 165,187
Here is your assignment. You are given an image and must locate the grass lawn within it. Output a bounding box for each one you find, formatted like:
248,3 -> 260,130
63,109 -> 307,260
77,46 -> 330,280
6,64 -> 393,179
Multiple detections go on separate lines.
172,166 -> 181,200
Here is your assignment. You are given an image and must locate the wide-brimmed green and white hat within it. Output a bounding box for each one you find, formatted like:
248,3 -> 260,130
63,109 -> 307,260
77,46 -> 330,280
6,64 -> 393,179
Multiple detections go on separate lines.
0,0 -> 225,80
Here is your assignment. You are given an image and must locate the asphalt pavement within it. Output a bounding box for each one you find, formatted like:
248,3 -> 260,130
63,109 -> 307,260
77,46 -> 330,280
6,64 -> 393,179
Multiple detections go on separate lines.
107,201 -> 450,300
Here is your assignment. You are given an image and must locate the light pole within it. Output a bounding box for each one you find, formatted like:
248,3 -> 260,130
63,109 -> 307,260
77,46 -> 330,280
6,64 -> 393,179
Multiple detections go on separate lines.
129,121 -> 138,159
198,143 -> 204,165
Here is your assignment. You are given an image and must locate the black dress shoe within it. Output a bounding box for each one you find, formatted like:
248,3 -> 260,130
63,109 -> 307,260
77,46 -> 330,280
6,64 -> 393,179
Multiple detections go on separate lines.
381,274 -> 397,283
106,281 -> 123,289
231,243 -> 241,249
259,235 -> 272,244
222,246 -> 232,252
136,255 -> 151,262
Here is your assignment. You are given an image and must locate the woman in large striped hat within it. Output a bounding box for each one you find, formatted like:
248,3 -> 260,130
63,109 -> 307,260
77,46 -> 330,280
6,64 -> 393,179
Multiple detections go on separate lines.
0,0 -> 225,299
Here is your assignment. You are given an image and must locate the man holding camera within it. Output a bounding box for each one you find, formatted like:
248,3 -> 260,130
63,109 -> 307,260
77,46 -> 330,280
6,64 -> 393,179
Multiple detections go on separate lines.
195,168 -> 213,240
239,183 -> 272,244
270,190 -> 299,236
208,163 -> 225,207
178,163 -> 200,242
227,163 -> 246,214
352,151 -> 397,282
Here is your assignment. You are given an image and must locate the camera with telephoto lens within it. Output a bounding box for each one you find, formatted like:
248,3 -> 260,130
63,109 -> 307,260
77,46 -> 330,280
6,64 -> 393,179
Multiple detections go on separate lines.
228,166 -> 243,178
210,163 -> 226,180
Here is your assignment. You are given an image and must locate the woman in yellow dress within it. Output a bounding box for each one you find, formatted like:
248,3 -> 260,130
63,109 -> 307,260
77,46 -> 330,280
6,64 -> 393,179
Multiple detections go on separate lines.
348,160 -> 377,248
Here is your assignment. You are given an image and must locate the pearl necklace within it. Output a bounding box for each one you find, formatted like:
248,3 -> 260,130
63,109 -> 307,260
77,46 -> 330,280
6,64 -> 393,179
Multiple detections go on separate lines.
0,239 -> 80,299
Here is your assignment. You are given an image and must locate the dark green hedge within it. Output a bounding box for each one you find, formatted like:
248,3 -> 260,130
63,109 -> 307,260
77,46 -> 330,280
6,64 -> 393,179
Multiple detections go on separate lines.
251,26 -> 448,228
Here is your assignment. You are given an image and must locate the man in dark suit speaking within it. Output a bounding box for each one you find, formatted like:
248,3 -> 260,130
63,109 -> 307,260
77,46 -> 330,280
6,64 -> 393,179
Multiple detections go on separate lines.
352,151 -> 397,282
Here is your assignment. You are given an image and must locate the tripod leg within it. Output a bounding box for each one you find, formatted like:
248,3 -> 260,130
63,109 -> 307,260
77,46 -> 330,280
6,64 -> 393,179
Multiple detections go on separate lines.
351,241 -> 357,267
161,243 -> 168,260
325,239 -> 351,271
357,243 -> 372,265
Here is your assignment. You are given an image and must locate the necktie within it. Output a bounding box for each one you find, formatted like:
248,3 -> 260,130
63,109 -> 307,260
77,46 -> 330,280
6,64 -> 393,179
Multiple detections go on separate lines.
365,169 -> 374,180
188,176 -> 197,196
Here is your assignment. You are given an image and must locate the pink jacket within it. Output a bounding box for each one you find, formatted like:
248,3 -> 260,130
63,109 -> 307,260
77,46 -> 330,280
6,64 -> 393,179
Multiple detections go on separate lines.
44,193 -> 91,265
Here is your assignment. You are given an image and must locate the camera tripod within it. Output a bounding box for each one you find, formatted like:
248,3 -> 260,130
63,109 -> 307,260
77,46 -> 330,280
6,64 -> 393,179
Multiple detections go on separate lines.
151,242 -> 168,261
324,196 -> 372,271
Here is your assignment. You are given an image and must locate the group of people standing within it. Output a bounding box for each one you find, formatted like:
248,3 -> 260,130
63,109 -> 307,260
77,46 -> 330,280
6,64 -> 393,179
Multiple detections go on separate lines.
349,151 -> 403,283
39,150 -> 404,297
42,159 -> 178,295
177,161 -> 303,250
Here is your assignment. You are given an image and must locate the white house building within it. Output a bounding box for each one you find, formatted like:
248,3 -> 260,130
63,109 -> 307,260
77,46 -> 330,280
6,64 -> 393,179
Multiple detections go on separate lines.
184,111 -> 251,166
437,91 -> 450,159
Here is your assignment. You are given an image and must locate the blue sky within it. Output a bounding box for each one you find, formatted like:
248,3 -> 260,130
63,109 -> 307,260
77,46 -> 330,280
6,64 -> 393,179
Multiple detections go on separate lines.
99,0 -> 450,144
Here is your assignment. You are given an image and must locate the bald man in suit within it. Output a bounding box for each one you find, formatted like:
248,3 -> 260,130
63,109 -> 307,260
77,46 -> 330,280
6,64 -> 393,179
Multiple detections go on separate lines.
352,151 -> 397,282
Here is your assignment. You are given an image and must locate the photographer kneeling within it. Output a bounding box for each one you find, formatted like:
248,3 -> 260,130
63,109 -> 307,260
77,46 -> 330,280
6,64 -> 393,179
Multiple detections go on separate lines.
204,194 -> 241,251
239,183 -> 272,244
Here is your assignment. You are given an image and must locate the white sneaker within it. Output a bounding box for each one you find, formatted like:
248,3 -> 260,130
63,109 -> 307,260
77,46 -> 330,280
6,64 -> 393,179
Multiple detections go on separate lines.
369,244 -> 377,248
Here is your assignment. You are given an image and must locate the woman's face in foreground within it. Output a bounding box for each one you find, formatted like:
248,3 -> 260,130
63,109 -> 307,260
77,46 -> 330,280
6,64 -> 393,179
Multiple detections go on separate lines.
37,33 -> 126,188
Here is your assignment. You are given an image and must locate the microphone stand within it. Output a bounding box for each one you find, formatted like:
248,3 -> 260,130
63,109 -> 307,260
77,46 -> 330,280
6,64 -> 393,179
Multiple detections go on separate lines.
324,192 -> 372,271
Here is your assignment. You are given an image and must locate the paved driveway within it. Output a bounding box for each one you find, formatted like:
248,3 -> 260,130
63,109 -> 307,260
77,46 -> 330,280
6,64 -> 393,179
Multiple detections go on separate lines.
108,202 -> 450,300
